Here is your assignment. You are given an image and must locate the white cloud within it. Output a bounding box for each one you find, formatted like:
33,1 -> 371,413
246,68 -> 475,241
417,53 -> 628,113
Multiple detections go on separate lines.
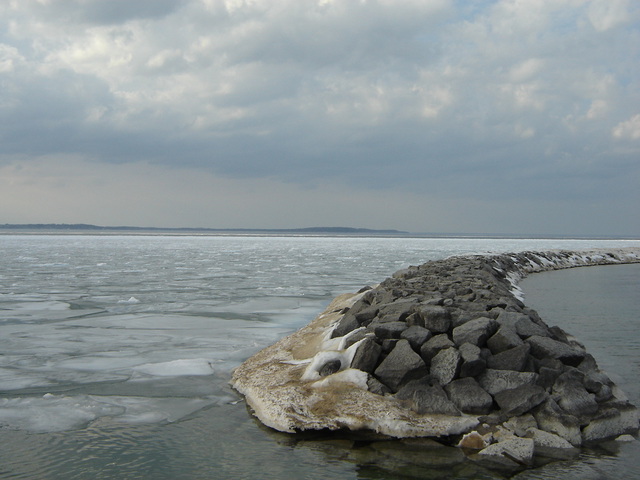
0,44 -> 23,73
612,114 -> 640,140
586,99 -> 608,119
588,0 -> 631,32
508,58 -> 544,83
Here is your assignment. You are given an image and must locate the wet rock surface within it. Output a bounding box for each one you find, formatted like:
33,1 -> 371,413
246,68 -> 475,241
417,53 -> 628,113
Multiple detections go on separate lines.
232,249 -> 640,471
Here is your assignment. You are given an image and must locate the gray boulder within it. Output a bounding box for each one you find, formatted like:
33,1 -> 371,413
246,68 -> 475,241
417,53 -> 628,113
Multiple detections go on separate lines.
444,377 -> 494,414
367,375 -> 392,395
486,325 -> 523,354
430,347 -> 461,385
350,337 -> 382,373
318,359 -> 342,377
376,299 -> 419,323
552,370 -> 599,418
533,398 -> 582,446
452,317 -> 497,347
331,313 -> 359,338
396,379 -> 460,415
494,384 -> 548,416
478,437 -> 535,465
487,343 -> 531,372
372,321 -> 408,340
479,437 -> 535,466
415,305 -> 451,333
478,369 -> 538,396
352,305 -> 380,325
581,403 -> 640,442
374,339 -> 428,392
534,357 -> 564,390
515,316 -> 550,339
342,328 -> 369,349
495,310 -> 528,328
400,325 -> 432,351
527,335 -> 586,367
458,342 -> 487,377
420,333 -> 455,361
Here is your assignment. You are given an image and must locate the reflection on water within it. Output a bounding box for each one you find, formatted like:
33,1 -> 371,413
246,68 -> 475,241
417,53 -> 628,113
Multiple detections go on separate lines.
2,401 -> 637,480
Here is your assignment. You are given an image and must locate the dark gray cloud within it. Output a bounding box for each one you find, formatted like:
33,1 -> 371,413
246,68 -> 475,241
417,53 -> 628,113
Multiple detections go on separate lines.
18,0 -> 182,26
0,0 -> 639,235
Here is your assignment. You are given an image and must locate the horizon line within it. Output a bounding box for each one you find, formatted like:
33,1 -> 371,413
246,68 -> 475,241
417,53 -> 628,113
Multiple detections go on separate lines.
1,223 -> 639,241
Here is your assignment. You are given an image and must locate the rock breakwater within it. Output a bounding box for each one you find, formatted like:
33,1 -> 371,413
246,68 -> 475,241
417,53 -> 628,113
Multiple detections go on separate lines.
231,249 -> 640,466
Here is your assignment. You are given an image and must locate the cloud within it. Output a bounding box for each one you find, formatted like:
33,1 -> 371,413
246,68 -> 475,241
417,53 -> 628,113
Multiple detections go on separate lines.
9,0 -> 181,26
613,114 -> 640,140
0,0 -> 639,235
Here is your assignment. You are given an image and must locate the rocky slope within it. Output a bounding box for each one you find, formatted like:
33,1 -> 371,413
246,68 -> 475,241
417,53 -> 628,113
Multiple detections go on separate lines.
231,249 -> 640,465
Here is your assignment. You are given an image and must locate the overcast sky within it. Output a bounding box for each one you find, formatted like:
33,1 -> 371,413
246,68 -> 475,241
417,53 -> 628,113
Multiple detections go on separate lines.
1,0 -> 639,236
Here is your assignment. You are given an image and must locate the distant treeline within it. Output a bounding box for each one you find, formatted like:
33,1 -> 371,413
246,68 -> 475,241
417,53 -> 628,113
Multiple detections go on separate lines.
0,223 -> 408,235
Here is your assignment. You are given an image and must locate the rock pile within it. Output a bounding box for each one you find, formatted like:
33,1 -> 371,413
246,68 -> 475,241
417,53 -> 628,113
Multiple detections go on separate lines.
327,253 -> 638,447
231,249 -> 640,467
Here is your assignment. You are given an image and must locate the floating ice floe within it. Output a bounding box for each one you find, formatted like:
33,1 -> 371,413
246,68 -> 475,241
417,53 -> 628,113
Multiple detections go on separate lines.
132,358 -> 216,377
0,393 -> 223,432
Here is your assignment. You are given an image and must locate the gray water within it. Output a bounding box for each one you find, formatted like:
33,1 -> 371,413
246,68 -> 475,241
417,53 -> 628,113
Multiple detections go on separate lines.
0,235 -> 639,479
515,264 -> 640,479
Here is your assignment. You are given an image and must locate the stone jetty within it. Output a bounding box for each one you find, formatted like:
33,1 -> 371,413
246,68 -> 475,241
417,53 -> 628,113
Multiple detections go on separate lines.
231,248 -> 640,466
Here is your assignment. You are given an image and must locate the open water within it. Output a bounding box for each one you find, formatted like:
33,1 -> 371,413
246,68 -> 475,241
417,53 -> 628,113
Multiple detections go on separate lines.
0,235 -> 638,479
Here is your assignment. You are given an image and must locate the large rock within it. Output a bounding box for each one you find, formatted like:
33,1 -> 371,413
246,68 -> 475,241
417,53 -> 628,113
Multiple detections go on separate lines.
552,370 -> 599,418
415,305 -> 451,333
478,437 -> 535,466
374,339 -> 427,392
444,377 -> 494,414
487,325 -> 523,354
581,404 -> 640,442
533,398 -> 583,446
525,427 -> 575,450
478,369 -> 538,396
452,317 -> 497,347
376,299 -> 420,323
350,337 -> 382,373
494,384 -> 548,416
495,310 -> 525,327
430,347 -> 461,385
353,305 -> 380,324
331,313 -> 360,338
400,325 -> 432,351
527,335 -> 585,367
458,342 -> 486,377
515,316 -> 550,339
396,379 -> 461,416
487,343 -> 531,372
420,334 -> 455,361
372,321 -> 408,340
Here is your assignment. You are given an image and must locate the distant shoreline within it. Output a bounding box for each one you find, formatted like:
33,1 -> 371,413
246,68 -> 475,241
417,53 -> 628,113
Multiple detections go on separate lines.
0,224 -> 638,240
0,223 -> 407,236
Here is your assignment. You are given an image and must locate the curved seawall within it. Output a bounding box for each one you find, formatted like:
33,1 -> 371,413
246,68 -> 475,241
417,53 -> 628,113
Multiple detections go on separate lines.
231,248 -> 640,465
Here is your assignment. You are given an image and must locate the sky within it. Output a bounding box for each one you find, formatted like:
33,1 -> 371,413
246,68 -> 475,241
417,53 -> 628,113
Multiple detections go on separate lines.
1,0 -> 639,236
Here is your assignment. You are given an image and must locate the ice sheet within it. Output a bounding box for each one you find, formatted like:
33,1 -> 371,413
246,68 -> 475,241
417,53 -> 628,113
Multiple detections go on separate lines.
0,393 -> 225,432
133,358 -> 216,377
